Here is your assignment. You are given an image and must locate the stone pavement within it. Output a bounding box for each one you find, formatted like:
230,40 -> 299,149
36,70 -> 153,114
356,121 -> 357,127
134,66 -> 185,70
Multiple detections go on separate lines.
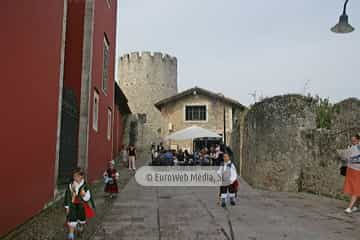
92,171 -> 360,240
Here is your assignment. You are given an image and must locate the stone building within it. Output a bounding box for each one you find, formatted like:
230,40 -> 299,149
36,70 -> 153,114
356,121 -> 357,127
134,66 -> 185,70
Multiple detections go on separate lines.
118,52 -> 178,149
155,87 -> 246,151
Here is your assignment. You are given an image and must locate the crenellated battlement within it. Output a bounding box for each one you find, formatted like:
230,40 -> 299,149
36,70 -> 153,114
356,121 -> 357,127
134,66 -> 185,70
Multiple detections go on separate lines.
120,51 -> 177,65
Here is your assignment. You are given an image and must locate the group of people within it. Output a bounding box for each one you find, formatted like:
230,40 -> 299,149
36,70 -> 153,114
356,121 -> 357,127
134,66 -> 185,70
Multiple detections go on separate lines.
193,145 -> 227,166
63,145 -> 239,239
151,143 -> 228,166
150,142 -> 239,207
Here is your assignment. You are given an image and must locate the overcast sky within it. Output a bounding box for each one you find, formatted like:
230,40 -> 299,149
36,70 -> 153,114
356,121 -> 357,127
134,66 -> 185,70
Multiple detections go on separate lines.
116,0 -> 359,106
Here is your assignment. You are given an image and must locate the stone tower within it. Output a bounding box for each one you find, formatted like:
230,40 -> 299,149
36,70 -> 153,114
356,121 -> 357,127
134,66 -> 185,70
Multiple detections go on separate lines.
119,51 -> 178,148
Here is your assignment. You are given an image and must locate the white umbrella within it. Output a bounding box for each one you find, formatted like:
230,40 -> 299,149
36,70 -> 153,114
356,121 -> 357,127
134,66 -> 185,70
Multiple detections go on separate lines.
164,126 -> 221,141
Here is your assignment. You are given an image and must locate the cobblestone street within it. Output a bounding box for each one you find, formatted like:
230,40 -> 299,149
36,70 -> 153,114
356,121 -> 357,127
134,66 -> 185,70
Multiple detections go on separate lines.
92,165 -> 360,240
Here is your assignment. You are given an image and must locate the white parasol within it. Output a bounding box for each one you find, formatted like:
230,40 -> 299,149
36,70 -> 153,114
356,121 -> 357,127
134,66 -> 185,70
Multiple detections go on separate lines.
164,126 -> 222,141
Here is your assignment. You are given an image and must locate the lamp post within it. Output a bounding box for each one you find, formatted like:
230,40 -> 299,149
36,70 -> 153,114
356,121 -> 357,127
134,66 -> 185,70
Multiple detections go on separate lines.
331,0 -> 355,34
218,93 -> 227,147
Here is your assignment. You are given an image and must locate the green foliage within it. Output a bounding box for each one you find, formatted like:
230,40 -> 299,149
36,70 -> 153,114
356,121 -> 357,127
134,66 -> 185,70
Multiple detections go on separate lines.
314,96 -> 334,129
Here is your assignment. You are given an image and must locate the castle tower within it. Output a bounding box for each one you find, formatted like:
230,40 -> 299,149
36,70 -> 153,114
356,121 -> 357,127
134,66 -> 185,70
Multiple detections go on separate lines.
118,51 -> 178,148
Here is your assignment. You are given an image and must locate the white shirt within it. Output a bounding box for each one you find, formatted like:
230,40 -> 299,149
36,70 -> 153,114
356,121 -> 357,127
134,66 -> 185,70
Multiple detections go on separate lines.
71,180 -> 91,201
217,161 -> 237,185
348,144 -> 360,170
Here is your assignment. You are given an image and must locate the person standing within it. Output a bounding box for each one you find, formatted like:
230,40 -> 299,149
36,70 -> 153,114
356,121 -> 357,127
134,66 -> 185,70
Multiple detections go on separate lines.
64,168 -> 95,240
103,160 -> 119,198
127,145 -> 137,172
344,134 -> 360,213
217,152 -> 238,207
209,147 -> 216,166
201,148 -> 210,166
177,149 -> 184,164
157,142 -> 165,152
213,145 -> 222,166
151,143 -> 156,161
184,149 -> 191,165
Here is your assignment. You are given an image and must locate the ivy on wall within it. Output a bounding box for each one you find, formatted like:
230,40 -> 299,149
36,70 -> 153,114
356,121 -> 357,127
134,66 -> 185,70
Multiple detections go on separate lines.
314,96 -> 334,129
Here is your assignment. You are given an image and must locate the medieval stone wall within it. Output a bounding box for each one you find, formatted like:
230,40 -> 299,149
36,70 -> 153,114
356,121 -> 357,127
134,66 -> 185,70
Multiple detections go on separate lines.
300,129 -> 349,198
300,98 -> 360,197
118,52 -> 178,150
242,95 -> 317,192
241,95 -> 360,197
121,114 -> 147,151
332,98 -> 360,145
230,109 -> 248,173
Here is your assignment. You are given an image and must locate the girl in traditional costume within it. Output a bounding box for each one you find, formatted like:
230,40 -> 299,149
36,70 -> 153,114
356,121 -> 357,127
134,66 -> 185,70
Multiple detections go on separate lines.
103,160 -> 119,198
64,168 -> 95,240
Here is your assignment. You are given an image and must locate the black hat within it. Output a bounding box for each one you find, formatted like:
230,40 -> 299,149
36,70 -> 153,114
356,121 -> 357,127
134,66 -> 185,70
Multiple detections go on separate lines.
224,146 -> 233,157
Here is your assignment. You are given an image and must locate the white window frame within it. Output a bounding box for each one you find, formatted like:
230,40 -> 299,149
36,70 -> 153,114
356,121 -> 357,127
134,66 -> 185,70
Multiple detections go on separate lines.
107,108 -> 112,141
93,90 -> 99,132
102,34 -> 110,94
106,0 -> 111,8
183,104 -> 208,123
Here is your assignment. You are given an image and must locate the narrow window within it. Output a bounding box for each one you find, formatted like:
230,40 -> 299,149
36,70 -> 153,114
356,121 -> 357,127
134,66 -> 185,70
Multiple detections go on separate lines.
102,34 -> 110,93
93,90 -> 99,131
107,108 -> 112,141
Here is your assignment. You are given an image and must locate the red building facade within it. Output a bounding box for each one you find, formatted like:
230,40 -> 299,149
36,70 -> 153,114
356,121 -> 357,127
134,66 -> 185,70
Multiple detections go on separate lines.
87,0 -> 117,181
0,0 -> 121,236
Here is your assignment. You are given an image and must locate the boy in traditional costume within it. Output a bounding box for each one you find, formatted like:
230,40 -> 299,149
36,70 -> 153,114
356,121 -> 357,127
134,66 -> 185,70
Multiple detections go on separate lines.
64,168 -> 95,240
217,152 -> 239,207
103,160 -> 119,198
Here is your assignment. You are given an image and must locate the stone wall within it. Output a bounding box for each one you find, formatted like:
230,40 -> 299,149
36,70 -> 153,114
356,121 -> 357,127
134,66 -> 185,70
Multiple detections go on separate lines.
241,95 -> 360,197
230,109 -> 247,173
122,114 -> 147,151
300,98 -> 360,197
300,129 -> 348,198
119,52 -> 178,148
242,95 -> 317,192
332,98 -> 360,145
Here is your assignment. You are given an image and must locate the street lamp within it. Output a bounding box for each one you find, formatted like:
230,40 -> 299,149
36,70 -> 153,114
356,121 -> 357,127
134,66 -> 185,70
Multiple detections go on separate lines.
331,0 -> 355,34
218,94 -> 226,147
223,97 -> 226,147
